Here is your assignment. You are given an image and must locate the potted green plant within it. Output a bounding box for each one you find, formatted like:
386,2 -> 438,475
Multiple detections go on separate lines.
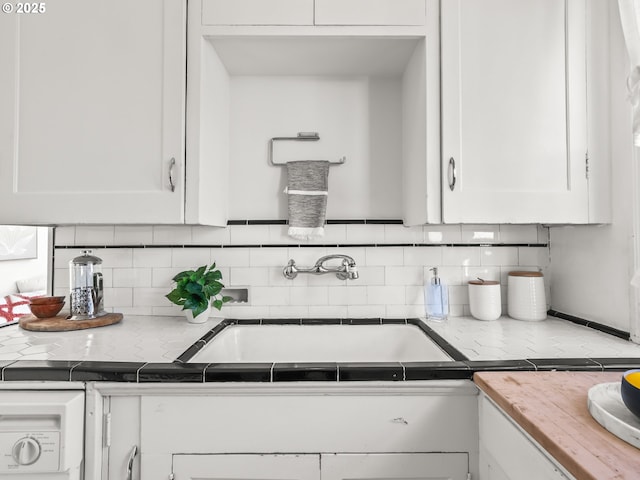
165,262 -> 232,323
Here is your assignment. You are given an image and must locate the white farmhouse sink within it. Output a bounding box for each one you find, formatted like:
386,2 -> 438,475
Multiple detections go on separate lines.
188,323 -> 452,363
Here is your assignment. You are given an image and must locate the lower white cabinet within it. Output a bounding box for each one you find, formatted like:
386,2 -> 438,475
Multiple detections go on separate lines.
172,453 -> 468,480
478,393 -> 573,480
86,381 -> 478,480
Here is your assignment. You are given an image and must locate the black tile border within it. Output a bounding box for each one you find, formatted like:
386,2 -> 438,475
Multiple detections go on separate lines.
407,318 -> 469,362
70,361 -> 143,382
548,310 -> 630,340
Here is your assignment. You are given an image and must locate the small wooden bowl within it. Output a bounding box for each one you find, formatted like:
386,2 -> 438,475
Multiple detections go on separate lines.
29,301 -> 65,318
30,296 -> 65,305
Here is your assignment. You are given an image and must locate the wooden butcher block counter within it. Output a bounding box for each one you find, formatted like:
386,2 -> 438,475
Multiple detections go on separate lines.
474,371 -> 640,480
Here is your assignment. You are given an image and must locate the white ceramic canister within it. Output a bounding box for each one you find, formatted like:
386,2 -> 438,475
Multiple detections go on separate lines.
507,271 -> 547,321
468,280 -> 501,321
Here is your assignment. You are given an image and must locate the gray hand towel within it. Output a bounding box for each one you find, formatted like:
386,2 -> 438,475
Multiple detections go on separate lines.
286,160 -> 330,240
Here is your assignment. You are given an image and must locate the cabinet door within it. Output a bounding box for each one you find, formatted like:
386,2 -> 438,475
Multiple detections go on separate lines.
321,453 -> 469,480
441,0 -> 588,223
0,0 -> 185,224
172,454 -> 320,480
479,395 -> 572,480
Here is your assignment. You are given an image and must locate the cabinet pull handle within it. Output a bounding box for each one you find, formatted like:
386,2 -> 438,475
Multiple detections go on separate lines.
448,157 -> 457,191
168,157 -> 176,192
126,445 -> 138,480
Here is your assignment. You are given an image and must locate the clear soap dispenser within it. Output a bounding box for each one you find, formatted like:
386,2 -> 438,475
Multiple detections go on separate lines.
425,267 -> 449,321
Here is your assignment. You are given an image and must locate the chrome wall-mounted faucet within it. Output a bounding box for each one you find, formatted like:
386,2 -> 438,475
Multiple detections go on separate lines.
283,254 -> 359,280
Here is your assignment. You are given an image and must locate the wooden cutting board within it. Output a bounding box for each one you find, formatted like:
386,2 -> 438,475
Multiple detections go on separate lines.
19,312 -> 123,332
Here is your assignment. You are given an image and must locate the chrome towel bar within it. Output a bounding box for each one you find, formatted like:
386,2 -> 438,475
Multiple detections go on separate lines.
268,132 -> 346,166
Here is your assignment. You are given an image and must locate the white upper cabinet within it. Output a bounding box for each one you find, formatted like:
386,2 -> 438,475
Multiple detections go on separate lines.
440,0 -> 592,224
0,0 -> 186,225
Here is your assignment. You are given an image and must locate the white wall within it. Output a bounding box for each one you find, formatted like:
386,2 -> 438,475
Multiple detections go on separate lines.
549,2 -> 634,331
0,227 -> 50,296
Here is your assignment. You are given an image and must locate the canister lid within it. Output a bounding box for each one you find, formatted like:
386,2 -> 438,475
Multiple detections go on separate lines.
71,249 -> 102,265
468,280 -> 500,285
508,270 -> 543,277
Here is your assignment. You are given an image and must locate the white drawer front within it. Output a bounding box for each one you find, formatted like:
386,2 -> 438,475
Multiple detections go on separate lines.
315,0 -> 425,26
202,0 -> 314,25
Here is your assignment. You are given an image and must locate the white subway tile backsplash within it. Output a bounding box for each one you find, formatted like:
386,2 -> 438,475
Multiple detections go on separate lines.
384,224 -> 424,244
308,305 -> 349,318
355,266 -> 385,285
231,225 -> 269,244
499,224 -> 538,244
268,225 -> 292,244
53,223 -> 549,318
269,306 -> 310,318
387,304 -> 424,318
230,267 -> 269,286
94,249 -> 132,269
211,248 -> 250,267
114,226 -> 153,245
367,286 -> 405,305
133,287 -> 167,307
250,286 -> 290,306
75,226 -> 115,245
112,268 -> 152,288
405,285 -> 425,306
481,246 -> 518,266
347,305 -> 385,317
171,248 -> 211,267
192,226 -> 230,245
153,226 -> 192,245
424,225 -> 462,243
365,247 -> 403,266
442,247 -> 480,266
249,247 -> 289,267
104,287 -> 133,308
403,246 -> 442,267
54,226 -> 75,246
462,266 -> 501,284
448,285 -> 469,305
328,285 -> 367,306
290,286 -> 328,306
431,266 -> 463,286
151,268 -> 181,288
133,248 -> 172,268
385,266 -> 423,286
461,225 -> 499,244
346,224 -> 385,244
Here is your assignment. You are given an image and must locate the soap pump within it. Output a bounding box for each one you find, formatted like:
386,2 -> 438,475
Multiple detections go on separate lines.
424,267 -> 449,321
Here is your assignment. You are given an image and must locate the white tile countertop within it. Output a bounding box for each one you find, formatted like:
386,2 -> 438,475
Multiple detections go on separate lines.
0,314 -> 639,363
425,315 -> 640,360
0,315 -> 222,362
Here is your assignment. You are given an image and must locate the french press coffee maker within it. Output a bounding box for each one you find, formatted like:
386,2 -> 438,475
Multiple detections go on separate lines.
69,250 -> 106,320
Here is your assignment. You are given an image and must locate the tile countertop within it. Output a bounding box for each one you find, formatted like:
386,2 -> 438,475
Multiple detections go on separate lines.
1,314 -> 639,364
0,314 -> 639,383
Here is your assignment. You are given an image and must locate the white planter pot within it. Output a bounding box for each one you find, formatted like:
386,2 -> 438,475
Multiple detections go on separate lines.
184,304 -> 212,324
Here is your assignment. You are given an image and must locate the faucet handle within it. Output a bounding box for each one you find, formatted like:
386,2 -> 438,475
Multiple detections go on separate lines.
283,259 -> 298,279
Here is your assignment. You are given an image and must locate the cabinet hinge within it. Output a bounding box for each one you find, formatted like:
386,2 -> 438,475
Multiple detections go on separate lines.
585,152 -> 590,179
103,412 -> 111,447
467,473 -> 472,480
168,474 -> 175,480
